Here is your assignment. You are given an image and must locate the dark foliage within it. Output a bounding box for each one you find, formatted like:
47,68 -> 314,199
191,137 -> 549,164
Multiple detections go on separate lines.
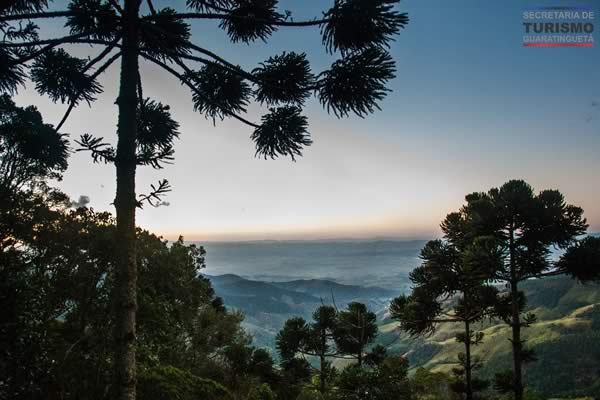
186,0 -> 236,12
0,95 -> 68,191
321,0 -> 409,54
318,47 -> 395,117
66,0 -> 120,41
276,317 -> 311,360
188,63 -> 251,122
136,98 -> 180,168
219,0 -> 283,43
334,302 -> 378,365
333,357 -> 411,400
253,52 -> 314,106
0,187 -> 251,399
0,0 -> 48,14
276,305 -> 339,393
557,236 -> 600,282
251,106 -> 311,161
140,8 -> 191,60
391,291 -> 440,336
31,49 -> 102,105
493,370 -> 514,394
138,366 -> 232,400
0,48 -> 26,94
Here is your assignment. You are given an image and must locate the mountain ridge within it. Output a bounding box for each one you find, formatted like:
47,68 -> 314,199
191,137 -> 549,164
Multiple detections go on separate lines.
206,273 -> 398,349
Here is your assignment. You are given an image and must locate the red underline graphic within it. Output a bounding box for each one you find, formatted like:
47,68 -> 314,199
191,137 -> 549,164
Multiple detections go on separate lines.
523,43 -> 594,47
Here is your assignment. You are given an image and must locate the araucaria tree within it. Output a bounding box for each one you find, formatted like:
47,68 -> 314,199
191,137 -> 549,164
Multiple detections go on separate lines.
276,305 -> 338,393
390,237 -> 499,400
334,302 -> 378,367
454,180 -> 600,400
1,1 -> 408,399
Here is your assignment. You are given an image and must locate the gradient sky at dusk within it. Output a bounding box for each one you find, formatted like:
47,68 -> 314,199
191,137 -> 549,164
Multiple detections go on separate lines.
14,0 -> 600,240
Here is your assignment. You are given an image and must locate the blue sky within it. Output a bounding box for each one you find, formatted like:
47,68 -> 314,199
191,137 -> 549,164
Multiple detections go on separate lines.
15,0 -> 600,240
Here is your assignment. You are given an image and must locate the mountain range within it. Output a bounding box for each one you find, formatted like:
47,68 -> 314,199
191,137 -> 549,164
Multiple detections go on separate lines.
207,273 -> 600,398
206,274 -> 398,348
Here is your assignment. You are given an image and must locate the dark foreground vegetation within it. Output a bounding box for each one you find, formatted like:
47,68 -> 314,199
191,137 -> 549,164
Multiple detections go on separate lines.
0,94 -> 415,400
2,93 -> 600,400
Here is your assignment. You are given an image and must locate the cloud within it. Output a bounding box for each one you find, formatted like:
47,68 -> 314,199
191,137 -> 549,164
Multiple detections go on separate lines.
70,195 -> 90,209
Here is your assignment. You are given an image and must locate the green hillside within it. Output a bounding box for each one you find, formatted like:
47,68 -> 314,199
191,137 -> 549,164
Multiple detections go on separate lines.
208,274 -> 394,349
378,277 -> 600,398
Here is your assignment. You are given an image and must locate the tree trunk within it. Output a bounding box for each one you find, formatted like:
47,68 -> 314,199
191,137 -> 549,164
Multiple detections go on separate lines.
319,354 -> 326,393
464,320 -> 473,400
509,229 -> 524,400
113,0 -> 140,399
319,331 -> 326,393
510,279 -> 523,400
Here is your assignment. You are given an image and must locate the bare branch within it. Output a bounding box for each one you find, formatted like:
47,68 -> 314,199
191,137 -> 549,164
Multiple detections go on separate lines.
137,17 -> 258,84
146,12 -> 329,27
187,42 -> 256,79
146,0 -> 157,15
2,31 -> 98,49
0,11 -> 76,22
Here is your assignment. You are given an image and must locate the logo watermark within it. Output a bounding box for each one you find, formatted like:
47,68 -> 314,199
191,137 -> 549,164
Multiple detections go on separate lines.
523,6 -> 595,47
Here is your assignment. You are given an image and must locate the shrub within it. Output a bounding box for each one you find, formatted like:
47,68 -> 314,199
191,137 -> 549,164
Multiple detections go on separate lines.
137,365 -> 232,400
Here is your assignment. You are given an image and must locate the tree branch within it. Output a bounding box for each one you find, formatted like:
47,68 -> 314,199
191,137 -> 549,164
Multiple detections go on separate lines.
147,12 -> 329,27
75,134 -> 115,164
137,179 -> 171,208
140,52 -> 260,128
56,51 -> 122,132
0,11 -> 76,22
137,19 -> 260,84
146,0 -> 157,16
83,36 -> 122,72
2,31 -> 98,49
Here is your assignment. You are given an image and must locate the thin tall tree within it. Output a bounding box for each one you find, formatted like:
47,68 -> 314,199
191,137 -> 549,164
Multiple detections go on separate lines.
454,180 -> 600,400
1,1 -> 409,399
390,237 -> 499,400
334,301 -> 378,367
276,305 -> 338,394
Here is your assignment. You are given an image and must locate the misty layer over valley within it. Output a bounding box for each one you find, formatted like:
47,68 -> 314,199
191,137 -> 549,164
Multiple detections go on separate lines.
200,239 -> 425,289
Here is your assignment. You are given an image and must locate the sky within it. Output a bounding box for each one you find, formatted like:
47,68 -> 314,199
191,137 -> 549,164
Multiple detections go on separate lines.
13,0 -> 600,241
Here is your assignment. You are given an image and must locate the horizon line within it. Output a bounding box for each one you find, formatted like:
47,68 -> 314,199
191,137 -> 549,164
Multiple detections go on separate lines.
166,229 -> 600,244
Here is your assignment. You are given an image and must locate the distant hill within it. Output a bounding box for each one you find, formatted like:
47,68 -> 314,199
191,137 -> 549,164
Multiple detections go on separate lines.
206,274 -> 397,349
378,276 -> 600,398
270,279 -> 396,303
